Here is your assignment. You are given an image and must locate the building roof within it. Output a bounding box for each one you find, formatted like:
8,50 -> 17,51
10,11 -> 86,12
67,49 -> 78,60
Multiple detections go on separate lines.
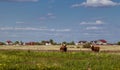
99,39 -> 107,43
78,41 -> 87,43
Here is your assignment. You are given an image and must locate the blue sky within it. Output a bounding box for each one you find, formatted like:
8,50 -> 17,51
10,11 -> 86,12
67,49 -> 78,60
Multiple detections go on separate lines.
0,0 -> 120,43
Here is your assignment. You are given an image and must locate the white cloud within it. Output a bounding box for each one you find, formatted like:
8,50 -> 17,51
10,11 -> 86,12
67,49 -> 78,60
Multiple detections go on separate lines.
2,0 -> 39,2
83,32 -> 111,36
49,16 -> 56,19
72,0 -> 120,7
0,27 -> 71,32
50,28 -> 71,32
0,27 -> 47,31
39,17 -> 46,20
0,27 -> 13,30
47,13 -> 56,19
49,0 -> 55,3
83,32 -> 105,37
39,13 -> 56,20
16,21 -> 25,24
47,13 -> 53,16
83,33 -> 101,36
86,26 -> 102,30
56,29 -> 71,32
17,0 -> 38,2
80,20 -> 104,25
96,20 -> 103,24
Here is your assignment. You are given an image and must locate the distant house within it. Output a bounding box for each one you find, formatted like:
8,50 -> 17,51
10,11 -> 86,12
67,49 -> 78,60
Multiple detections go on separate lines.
25,42 -> 36,45
97,39 -> 107,45
90,40 -> 97,44
41,41 -> 51,45
6,40 -> 13,45
78,41 -> 87,44
91,39 -> 107,45
44,41 -> 51,46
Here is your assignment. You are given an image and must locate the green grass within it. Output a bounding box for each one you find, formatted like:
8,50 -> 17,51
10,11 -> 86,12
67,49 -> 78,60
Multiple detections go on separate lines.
0,50 -> 119,70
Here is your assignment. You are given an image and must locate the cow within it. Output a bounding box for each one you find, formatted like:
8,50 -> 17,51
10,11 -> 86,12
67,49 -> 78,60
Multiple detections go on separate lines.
60,44 -> 67,52
91,45 -> 100,52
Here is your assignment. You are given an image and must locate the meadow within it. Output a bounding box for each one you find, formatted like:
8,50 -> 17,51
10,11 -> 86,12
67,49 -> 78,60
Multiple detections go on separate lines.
1,45 -> 120,51
0,49 -> 120,70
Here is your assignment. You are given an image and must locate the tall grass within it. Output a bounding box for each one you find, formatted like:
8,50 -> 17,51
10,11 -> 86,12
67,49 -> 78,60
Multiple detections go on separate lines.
0,50 -> 119,70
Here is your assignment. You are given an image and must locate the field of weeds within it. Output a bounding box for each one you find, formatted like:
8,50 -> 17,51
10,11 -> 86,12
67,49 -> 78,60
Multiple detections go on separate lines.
0,45 -> 120,52
0,50 -> 120,70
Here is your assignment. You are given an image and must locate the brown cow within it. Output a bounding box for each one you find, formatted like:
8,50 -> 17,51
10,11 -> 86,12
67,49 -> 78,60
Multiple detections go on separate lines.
60,44 -> 67,52
91,45 -> 100,52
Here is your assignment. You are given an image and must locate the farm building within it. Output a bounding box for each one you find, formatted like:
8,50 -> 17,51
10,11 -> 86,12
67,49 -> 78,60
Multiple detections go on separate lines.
41,41 -> 51,45
90,39 -> 107,45
97,39 -> 107,45
44,41 -> 51,45
78,41 -> 88,44
6,40 -> 13,45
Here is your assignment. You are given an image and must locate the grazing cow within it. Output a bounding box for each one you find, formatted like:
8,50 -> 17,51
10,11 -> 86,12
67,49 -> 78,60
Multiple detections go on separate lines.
60,44 -> 67,52
91,45 -> 100,52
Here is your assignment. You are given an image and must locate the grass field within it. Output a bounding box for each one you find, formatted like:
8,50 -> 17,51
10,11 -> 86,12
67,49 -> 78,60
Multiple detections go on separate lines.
0,45 -> 120,70
0,50 -> 120,70
0,45 -> 120,52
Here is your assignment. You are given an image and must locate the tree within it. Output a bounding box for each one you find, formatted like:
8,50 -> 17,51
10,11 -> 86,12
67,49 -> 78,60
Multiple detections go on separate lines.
20,41 -> 24,45
117,41 -> 120,45
0,42 -> 6,45
62,41 -> 67,45
49,39 -> 54,45
41,40 -> 46,45
83,43 -> 91,48
14,41 -> 19,45
68,41 -> 75,45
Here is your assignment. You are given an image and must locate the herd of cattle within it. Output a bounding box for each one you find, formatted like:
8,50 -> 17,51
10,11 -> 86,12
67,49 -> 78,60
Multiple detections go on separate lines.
60,44 -> 100,52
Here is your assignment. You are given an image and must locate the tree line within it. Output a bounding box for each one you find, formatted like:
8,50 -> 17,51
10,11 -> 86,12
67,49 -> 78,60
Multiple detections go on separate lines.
0,39 -> 120,45
0,39 -> 75,45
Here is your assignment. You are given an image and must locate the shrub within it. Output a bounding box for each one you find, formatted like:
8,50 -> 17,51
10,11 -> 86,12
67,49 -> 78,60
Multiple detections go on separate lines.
76,45 -> 80,48
82,43 -> 91,48
0,42 -> 6,45
117,41 -> 120,45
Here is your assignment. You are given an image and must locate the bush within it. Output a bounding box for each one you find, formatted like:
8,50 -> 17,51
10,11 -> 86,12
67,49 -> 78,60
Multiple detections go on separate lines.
117,42 -> 120,45
76,45 -> 81,48
82,43 -> 91,48
0,42 -> 6,45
